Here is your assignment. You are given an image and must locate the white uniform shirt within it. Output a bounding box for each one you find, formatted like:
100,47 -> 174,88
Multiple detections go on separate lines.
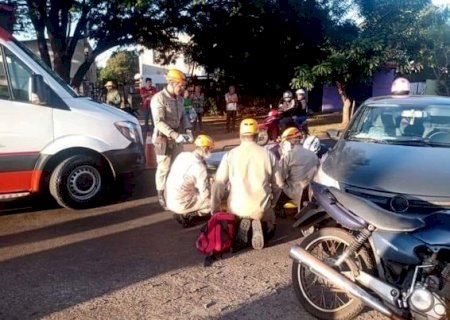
165,152 -> 210,214
280,144 -> 319,205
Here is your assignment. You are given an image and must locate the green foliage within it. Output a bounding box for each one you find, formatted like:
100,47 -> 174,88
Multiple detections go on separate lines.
184,0 -> 337,95
291,0 -> 445,99
14,0 -> 190,86
99,50 -> 139,86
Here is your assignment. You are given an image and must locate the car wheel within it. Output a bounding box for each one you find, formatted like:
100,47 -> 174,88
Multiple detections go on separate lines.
49,155 -> 111,209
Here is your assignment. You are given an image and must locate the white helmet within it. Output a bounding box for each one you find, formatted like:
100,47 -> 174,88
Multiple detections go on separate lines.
391,77 -> 410,95
303,135 -> 321,153
134,73 -> 141,81
296,88 -> 306,95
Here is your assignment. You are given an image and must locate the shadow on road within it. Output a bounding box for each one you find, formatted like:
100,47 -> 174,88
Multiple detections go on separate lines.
0,213 -> 206,319
0,200 -> 160,248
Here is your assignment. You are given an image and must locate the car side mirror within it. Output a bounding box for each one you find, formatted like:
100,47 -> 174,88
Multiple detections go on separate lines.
29,73 -> 48,105
327,129 -> 341,141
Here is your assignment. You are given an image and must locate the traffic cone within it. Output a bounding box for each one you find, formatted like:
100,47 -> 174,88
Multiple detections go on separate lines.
145,132 -> 157,169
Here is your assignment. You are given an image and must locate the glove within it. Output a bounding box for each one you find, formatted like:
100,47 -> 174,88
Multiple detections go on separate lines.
175,134 -> 188,144
186,129 -> 194,143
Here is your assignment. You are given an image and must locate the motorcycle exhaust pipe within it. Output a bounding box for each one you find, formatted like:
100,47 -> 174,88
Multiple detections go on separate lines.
290,245 -> 404,320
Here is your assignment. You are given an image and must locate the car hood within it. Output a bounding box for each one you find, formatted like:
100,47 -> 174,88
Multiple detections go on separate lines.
323,140 -> 450,197
206,151 -> 227,170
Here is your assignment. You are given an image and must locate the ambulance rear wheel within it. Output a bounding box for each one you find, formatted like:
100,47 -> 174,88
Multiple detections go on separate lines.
49,155 -> 110,209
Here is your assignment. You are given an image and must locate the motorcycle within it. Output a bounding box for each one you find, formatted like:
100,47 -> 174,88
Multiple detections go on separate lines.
290,182 -> 450,320
257,107 -> 308,145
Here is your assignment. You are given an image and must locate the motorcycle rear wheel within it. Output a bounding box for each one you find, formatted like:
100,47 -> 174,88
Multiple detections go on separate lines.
292,228 -> 374,320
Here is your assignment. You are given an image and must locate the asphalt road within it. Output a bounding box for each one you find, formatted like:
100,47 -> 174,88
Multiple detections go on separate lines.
0,167 -> 386,320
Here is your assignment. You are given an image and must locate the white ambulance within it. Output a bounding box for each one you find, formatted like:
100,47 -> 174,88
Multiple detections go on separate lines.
0,26 -> 145,209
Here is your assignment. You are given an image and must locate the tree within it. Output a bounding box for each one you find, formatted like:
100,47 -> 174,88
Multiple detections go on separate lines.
415,6 -> 450,95
99,50 -> 139,85
15,0 -> 189,87
291,0 -> 433,124
184,0 -> 334,95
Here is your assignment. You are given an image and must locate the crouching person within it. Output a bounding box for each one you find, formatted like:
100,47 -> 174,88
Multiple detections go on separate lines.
211,118 -> 283,250
165,135 -> 214,227
276,127 -> 319,214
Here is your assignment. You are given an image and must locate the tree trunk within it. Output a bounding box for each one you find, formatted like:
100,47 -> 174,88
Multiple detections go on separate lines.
71,56 -> 95,88
337,81 -> 352,125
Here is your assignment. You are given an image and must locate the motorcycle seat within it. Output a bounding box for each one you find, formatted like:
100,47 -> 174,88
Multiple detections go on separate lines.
329,188 -> 425,232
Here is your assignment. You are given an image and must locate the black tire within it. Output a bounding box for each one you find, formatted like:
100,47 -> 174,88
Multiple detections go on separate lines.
49,155 -> 111,209
292,228 -> 374,320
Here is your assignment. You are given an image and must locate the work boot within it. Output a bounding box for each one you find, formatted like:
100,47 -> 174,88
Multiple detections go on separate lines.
236,218 -> 251,244
251,220 -> 264,250
157,190 -> 166,209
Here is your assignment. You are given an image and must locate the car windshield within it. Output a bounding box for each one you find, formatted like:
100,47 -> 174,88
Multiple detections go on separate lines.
345,103 -> 450,147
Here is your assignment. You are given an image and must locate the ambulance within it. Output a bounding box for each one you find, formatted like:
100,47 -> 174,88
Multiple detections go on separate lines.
0,10 -> 145,209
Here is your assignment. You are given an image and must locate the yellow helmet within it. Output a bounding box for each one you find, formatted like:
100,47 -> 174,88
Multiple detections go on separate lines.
281,127 -> 301,141
166,68 -> 186,84
194,134 -> 214,148
240,118 -> 258,135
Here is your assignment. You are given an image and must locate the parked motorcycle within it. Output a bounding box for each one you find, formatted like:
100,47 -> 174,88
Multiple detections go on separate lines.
290,182 -> 450,320
257,107 -> 308,145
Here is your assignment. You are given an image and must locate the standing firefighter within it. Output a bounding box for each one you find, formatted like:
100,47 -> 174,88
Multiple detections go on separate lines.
151,69 -> 193,208
211,118 -> 283,250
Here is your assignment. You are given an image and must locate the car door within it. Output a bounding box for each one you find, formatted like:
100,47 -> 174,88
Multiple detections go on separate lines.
0,44 -> 53,194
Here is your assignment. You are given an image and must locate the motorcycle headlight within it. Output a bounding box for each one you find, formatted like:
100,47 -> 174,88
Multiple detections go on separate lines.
115,121 -> 140,143
314,165 -> 340,190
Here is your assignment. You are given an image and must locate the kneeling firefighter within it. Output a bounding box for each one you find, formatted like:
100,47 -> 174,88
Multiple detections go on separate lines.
165,134 -> 214,227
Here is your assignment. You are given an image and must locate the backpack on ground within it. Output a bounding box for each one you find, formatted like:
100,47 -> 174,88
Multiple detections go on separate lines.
196,212 -> 237,260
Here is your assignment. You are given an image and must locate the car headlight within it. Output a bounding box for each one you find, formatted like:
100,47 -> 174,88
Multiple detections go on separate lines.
314,165 -> 340,190
115,121 -> 140,143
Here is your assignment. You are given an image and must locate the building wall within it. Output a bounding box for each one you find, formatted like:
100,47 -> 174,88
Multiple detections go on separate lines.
137,41 -> 206,86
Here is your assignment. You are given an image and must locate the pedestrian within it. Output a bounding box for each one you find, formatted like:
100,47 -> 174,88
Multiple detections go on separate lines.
225,85 -> 238,132
192,85 -> 205,131
183,89 -> 197,124
211,118 -> 283,250
140,77 -> 158,135
276,127 -> 319,214
104,81 -> 121,108
151,69 -> 193,209
294,88 -> 308,125
165,134 -> 214,227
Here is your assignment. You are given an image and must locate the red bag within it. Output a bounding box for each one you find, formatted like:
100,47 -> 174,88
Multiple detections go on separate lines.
196,212 -> 237,255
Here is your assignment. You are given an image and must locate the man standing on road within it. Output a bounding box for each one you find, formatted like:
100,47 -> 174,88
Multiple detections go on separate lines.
225,85 -> 238,133
140,77 -> 158,135
151,69 -> 193,208
165,134 -> 214,227
211,118 -> 283,250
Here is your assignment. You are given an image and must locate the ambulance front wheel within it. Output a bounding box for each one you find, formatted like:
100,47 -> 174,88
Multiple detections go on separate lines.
49,155 -> 111,209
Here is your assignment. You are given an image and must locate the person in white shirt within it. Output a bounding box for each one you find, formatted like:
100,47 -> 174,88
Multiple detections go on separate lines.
211,118 -> 283,250
225,85 -> 238,132
165,134 -> 214,227
277,127 -> 319,213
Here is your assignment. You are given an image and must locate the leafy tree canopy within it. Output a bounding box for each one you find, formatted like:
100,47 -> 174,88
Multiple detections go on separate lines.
99,50 -> 139,86
184,0 -> 351,95
13,0 -> 189,86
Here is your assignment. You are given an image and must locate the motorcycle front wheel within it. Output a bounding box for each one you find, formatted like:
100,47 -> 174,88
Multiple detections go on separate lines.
292,228 -> 374,320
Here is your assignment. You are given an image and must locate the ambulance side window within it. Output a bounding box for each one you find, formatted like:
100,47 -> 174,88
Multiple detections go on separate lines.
0,48 -> 10,99
4,47 -> 33,102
